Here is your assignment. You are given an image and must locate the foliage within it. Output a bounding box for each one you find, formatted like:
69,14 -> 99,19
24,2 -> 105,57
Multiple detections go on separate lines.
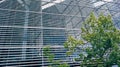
64,12 -> 120,67
43,46 -> 69,67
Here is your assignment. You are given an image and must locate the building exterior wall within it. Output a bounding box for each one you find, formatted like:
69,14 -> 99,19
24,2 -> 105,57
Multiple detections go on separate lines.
0,0 -> 120,67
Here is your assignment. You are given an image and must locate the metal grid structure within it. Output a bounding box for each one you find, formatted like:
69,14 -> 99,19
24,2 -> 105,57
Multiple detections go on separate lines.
0,0 -> 120,66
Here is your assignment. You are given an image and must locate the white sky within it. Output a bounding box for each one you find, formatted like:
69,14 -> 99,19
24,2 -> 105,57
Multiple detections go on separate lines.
0,0 -> 5,3
94,0 -> 113,7
42,0 -> 65,10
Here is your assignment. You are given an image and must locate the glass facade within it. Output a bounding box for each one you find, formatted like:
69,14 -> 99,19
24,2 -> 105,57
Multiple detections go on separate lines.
0,0 -> 120,66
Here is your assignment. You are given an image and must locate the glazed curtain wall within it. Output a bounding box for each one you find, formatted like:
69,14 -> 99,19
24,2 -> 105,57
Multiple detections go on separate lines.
0,0 -> 120,66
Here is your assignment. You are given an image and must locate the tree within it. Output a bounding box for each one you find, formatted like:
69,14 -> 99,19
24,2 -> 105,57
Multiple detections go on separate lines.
43,46 -> 69,67
64,12 -> 120,67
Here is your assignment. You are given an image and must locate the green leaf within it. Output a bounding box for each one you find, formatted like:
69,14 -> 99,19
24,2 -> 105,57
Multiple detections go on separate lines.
66,51 -> 72,56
